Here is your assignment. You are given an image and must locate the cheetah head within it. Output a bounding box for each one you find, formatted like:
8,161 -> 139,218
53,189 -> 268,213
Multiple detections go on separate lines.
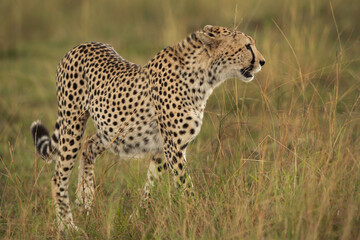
199,25 -> 265,83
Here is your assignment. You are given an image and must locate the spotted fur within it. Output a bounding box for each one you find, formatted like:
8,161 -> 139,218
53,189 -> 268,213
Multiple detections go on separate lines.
31,25 -> 265,231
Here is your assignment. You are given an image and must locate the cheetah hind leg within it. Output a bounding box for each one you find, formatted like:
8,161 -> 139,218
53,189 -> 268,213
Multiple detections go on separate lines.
75,135 -> 105,213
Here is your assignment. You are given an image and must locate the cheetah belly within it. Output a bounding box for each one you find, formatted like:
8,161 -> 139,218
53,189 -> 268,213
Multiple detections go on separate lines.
96,116 -> 163,159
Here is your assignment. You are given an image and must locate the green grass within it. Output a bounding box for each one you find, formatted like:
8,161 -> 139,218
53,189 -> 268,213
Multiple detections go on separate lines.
1,0 -> 359,239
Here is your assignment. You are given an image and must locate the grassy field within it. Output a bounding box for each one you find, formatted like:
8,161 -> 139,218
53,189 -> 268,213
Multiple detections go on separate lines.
0,0 -> 359,239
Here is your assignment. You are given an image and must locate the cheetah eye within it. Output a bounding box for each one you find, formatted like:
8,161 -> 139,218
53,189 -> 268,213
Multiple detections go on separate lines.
245,44 -> 251,50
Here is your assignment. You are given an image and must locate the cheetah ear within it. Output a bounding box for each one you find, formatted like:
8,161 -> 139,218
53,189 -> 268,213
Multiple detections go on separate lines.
203,25 -> 214,32
198,30 -> 219,57
200,25 -> 218,43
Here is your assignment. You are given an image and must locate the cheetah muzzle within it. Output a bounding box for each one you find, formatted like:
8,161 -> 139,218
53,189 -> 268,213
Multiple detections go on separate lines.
30,25 -> 265,232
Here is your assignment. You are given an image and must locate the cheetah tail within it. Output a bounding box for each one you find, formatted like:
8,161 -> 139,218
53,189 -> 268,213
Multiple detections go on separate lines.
30,120 -> 58,163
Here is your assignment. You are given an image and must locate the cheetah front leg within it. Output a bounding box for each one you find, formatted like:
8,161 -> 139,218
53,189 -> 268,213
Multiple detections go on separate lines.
75,134 -> 105,213
163,141 -> 194,197
141,154 -> 169,206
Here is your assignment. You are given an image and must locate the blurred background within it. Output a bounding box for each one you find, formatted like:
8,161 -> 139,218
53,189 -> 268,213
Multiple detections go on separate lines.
0,0 -> 359,239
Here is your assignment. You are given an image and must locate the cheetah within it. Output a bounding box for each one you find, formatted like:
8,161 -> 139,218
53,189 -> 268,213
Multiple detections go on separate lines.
30,25 -> 265,231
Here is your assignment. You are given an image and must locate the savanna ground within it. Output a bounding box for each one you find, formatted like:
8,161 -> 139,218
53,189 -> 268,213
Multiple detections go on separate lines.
0,0 -> 359,239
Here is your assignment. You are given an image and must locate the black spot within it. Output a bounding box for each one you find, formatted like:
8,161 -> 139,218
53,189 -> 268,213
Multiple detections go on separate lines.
155,158 -> 162,164
180,143 -> 188,150
52,134 -> 59,143
180,176 -> 186,184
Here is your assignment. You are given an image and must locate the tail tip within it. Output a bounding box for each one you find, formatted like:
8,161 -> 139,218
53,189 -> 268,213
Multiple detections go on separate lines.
31,120 -> 41,137
30,120 -> 50,142
30,120 -> 41,130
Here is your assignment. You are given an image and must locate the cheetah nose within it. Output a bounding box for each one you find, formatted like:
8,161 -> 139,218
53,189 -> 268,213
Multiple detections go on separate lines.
259,60 -> 265,66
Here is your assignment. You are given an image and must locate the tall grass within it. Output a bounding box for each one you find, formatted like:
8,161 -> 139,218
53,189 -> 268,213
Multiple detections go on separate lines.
0,0 -> 359,239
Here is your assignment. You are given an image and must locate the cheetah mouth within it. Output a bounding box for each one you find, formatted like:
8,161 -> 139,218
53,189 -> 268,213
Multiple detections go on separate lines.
240,66 -> 254,79
240,69 -> 253,79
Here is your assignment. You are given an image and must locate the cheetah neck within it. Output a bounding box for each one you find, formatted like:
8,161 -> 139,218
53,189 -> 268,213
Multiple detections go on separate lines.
145,32 -> 224,113
173,33 -> 221,110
